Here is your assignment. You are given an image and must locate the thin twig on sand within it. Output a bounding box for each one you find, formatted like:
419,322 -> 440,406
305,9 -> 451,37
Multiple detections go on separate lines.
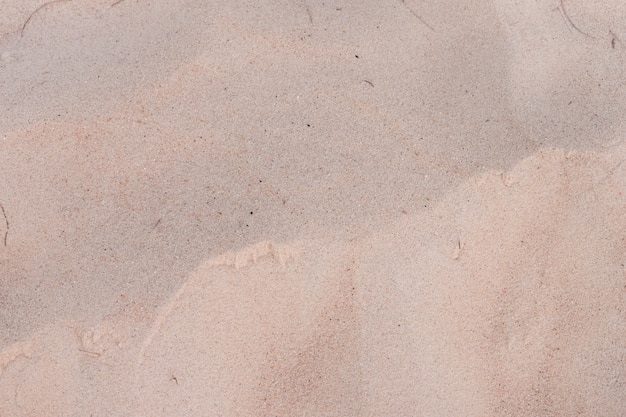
20,0 -> 72,38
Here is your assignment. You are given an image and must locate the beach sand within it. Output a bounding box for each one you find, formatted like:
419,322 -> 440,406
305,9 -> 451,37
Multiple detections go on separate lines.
1,0 -> 625,415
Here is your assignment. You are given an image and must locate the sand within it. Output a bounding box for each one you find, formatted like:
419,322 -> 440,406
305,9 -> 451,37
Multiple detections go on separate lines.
1,0 -> 625,415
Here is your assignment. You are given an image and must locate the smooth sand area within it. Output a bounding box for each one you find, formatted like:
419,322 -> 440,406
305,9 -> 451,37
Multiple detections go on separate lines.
1,1 -> 625,415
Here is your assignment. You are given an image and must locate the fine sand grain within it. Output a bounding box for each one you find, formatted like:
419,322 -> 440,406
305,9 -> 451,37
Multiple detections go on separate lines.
1,0 -> 625,415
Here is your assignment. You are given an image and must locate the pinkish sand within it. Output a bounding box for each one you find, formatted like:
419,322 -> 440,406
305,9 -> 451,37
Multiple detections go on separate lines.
1,1 -> 625,416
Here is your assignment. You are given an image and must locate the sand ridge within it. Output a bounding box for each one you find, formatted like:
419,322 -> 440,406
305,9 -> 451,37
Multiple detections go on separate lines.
2,144 -> 624,415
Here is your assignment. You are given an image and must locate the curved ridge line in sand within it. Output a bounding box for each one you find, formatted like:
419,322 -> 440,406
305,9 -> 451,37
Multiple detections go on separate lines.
134,143 -> 626,366
0,339 -> 35,378
137,240 -> 298,365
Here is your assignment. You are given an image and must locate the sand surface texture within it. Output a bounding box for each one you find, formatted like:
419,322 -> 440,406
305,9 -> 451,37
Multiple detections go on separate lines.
1,0 -> 625,415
